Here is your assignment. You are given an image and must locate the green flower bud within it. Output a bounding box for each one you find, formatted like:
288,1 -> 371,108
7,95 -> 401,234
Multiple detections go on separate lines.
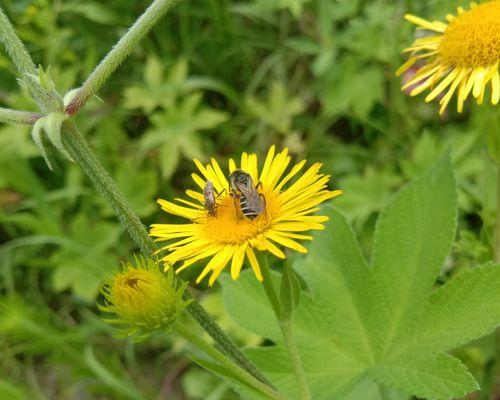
99,256 -> 191,340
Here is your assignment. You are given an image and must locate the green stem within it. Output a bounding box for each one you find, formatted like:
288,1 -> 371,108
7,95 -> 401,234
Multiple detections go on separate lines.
0,7 -> 60,112
62,120 -> 154,256
260,256 -> 311,400
0,7 -> 37,76
66,0 -> 179,115
61,120 -> 273,388
0,0 -> 273,392
175,321 -> 285,400
0,107 -> 41,125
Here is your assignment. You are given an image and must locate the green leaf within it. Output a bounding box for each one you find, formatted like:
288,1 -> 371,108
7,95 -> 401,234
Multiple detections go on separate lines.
221,272 -> 281,342
222,153 -> 500,399
245,82 -> 305,135
370,150 -> 456,357
413,263 -> 500,353
279,264 -> 301,322
0,380 -> 26,400
371,354 -> 478,400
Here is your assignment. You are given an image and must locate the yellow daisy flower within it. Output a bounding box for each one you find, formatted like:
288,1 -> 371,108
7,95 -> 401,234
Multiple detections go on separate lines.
150,146 -> 342,285
397,1 -> 500,114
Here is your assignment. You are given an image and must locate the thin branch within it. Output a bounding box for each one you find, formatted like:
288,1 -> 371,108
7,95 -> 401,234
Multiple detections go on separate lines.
0,7 -> 37,76
66,0 -> 179,115
0,7 -> 61,112
0,107 -> 41,125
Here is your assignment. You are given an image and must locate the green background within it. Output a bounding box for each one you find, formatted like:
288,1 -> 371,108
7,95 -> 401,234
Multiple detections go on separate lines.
0,0 -> 497,398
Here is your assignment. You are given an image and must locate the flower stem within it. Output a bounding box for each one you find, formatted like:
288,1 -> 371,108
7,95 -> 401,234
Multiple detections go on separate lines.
260,255 -> 311,400
61,121 -> 273,388
66,0 -> 179,115
174,321 -> 286,400
0,107 -> 41,125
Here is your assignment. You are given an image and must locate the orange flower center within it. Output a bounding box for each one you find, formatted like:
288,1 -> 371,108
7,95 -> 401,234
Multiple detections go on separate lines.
199,188 -> 280,245
439,1 -> 500,68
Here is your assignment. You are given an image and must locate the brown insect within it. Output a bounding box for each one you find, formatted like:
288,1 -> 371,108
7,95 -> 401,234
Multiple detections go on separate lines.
229,170 -> 266,220
203,180 -> 222,217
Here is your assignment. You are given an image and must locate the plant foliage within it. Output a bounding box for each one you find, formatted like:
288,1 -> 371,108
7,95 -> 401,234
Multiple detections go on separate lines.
222,154 -> 500,399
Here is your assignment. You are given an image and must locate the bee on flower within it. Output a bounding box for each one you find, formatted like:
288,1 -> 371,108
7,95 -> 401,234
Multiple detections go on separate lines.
397,1 -> 500,114
150,146 -> 342,286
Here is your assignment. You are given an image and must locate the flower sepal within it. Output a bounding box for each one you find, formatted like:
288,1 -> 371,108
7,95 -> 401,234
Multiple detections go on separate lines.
31,111 -> 73,170
99,256 -> 192,340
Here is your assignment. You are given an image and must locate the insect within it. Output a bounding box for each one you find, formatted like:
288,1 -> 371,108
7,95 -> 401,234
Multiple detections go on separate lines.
203,180 -> 220,217
229,169 -> 266,220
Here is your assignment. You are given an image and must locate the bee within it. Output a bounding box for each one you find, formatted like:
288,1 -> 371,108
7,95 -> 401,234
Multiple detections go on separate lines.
229,170 -> 266,220
203,180 -> 220,217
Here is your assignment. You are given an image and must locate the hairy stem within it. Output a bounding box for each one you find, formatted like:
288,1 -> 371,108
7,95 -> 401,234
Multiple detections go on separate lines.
0,7 -> 60,112
0,7 -> 37,76
175,321 -> 285,400
66,0 -> 179,115
0,0 -> 273,391
0,107 -> 41,125
61,121 -> 273,388
260,256 -> 311,400
62,121 -> 154,256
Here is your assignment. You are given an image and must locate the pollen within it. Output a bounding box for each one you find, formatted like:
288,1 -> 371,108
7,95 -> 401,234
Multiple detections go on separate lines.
439,1 -> 500,68
199,189 -> 280,245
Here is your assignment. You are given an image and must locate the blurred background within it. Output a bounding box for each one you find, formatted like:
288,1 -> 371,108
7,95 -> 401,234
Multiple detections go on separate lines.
0,0 -> 497,398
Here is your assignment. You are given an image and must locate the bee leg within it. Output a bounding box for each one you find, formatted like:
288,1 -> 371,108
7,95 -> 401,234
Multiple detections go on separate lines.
215,188 -> 226,199
215,188 -> 227,207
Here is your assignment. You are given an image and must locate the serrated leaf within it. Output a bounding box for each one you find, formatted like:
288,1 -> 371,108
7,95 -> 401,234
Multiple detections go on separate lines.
371,354 -> 478,400
222,153 -> 500,400
370,150 -> 456,357
295,206 -> 374,361
412,263 -> 500,353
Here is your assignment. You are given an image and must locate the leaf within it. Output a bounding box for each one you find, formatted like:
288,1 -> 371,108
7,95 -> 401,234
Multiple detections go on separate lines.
50,214 -> 121,301
413,263 -> 500,353
371,354 -> 478,400
0,380 -> 26,400
370,150 -> 456,356
245,82 -> 305,135
222,153 -> 500,399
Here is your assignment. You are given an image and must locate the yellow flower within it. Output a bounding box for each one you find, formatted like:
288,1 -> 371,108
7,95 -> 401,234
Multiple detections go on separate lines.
397,1 -> 500,114
99,257 -> 190,338
150,146 -> 342,285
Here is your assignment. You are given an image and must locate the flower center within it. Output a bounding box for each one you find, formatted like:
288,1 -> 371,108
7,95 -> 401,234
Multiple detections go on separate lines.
114,271 -> 159,314
439,1 -> 500,68
199,188 -> 280,245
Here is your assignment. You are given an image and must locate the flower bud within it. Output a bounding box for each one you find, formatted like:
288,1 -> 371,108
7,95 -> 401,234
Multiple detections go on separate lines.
99,256 -> 191,339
